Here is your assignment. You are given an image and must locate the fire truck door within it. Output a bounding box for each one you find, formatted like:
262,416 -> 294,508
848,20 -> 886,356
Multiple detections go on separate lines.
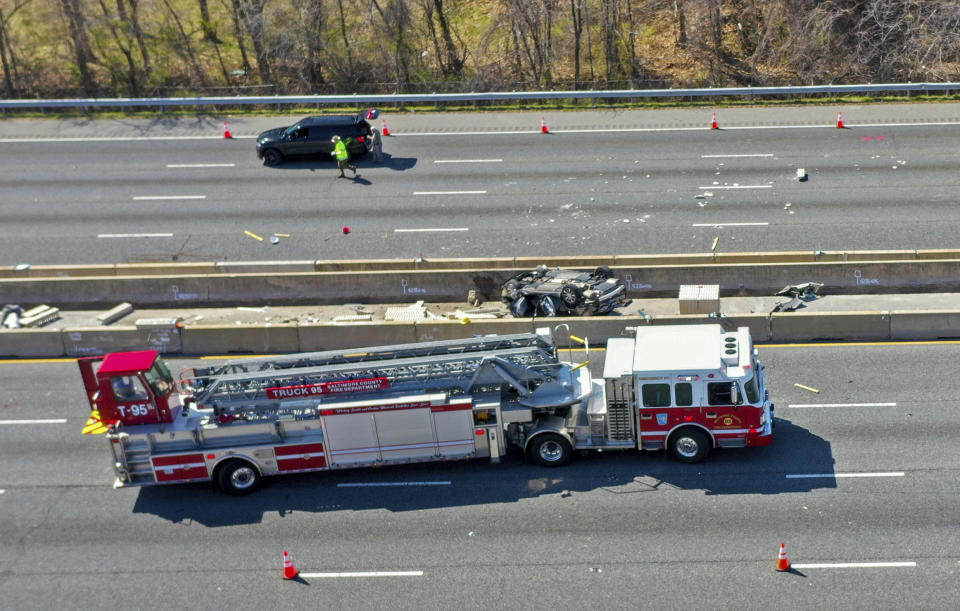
322,413 -> 380,466
76,356 -> 105,411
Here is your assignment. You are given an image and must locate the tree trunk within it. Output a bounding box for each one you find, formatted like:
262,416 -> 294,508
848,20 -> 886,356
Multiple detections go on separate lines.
674,0 -> 687,47
230,0 -> 253,76
433,0 -> 463,79
58,0 -> 97,96
159,0 -> 210,89
0,8 -> 16,97
570,0 -> 583,88
99,0 -> 140,96
306,0 -> 325,89
336,0 -> 354,77
239,0 -> 272,86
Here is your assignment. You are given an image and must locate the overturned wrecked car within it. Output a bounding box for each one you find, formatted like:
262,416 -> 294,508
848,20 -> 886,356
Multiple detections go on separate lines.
501,265 -> 627,317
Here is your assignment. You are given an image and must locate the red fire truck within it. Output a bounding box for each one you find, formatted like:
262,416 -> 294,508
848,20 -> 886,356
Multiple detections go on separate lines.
79,324 -> 773,494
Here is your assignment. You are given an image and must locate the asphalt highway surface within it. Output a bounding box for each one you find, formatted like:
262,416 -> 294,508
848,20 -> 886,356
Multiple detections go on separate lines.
2,103 -> 960,264
1,342 -> 958,609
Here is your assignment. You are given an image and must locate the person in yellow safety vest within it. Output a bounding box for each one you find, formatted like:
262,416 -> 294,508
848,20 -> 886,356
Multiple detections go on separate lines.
331,135 -> 357,178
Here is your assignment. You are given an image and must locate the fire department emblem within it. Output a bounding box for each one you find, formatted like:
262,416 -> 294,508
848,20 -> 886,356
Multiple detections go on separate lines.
656,413 -> 668,426
719,415 -> 742,427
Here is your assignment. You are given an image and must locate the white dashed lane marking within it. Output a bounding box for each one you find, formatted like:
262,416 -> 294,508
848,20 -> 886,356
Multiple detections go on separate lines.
785,472 -> 904,479
701,154 -> 774,158
791,562 -> 916,569
166,163 -> 236,168
133,195 -> 206,201
98,233 -> 174,238
692,222 -> 769,227
413,190 -> 487,195
299,571 -> 424,578
697,185 -> 773,190
433,159 -> 502,163
0,419 -> 67,424
337,481 -> 451,487
394,228 -> 469,233
789,402 -> 897,408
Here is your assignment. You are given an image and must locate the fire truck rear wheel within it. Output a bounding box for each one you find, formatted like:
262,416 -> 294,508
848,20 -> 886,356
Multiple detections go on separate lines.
528,433 -> 573,467
668,428 -> 710,463
217,459 -> 262,495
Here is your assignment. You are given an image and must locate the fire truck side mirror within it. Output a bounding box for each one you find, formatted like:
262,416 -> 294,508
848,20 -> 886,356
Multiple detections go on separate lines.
730,382 -> 740,405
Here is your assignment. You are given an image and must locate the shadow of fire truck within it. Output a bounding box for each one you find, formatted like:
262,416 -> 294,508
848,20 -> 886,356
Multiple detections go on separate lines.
132,417 -> 832,526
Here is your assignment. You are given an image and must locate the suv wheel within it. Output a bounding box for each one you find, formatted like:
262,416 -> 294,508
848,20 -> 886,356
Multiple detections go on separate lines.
262,149 -> 282,166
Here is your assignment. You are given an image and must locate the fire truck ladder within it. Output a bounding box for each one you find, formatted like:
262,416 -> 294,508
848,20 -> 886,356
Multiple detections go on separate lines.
183,332 -> 566,419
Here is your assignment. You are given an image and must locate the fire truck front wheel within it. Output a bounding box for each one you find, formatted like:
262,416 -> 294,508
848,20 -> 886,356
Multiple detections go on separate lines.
668,428 -> 711,463
527,433 -> 573,467
217,459 -> 262,495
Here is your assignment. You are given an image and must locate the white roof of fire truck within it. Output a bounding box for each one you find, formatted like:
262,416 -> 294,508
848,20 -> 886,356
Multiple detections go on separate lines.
604,324 -> 753,378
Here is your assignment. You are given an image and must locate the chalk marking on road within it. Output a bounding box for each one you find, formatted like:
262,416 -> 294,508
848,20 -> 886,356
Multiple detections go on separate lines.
434,159 -> 502,163
785,472 -> 905,479
0,419 -> 67,425
692,222 -> 769,227
98,233 -> 174,238
394,228 -> 469,233
299,571 -> 424,578
697,185 -> 773,190
337,481 -> 451,487
789,402 -> 897,408
133,195 -> 206,201
701,154 -> 775,158
166,163 -> 236,168
791,562 -> 916,569
0,489 -> 5,495
413,190 -> 487,195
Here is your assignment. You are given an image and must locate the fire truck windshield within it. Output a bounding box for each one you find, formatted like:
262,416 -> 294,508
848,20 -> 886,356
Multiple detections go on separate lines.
144,359 -> 174,396
744,373 -> 761,404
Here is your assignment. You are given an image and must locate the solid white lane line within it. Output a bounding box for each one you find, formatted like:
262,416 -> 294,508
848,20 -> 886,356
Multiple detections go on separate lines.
434,159 -> 502,163
299,571 -> 424,578
0,136 -> 252,143
0,419 -> 67,425
394,228 -> 469,233
697,185 -> 773,190
692,222 -> 769,227
413,190 -> 487,195
337,481 -> 451,487
98,233 -> 174,238
791,562 -> 916,569
166,163 -> 236,168
789,402 -> 897,408
701,154 -> 774,158
133,195 -> 206,201
786,472 -> 905,479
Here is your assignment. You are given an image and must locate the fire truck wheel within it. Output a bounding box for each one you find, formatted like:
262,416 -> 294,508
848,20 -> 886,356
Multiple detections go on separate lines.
527,433 -> 573,467
668,428 -> 711,463
217,459 -> 262,495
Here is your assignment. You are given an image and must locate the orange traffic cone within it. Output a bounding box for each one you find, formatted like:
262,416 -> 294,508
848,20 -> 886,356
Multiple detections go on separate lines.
541,116 -> 549,134
776,542 -> 791,571
223,121 -> 232,139
711,112 -> 719,130
283,550 -> 299,580
381,118 -> 390,136
836,111 -> 845,129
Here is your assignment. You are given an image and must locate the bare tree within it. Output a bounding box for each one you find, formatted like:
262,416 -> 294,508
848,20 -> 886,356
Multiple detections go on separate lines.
370,0 -> 413,90
570,0 -> 583,87
234,0 -> 272,85
58,0 -> 98,96
0,0 -> 32,97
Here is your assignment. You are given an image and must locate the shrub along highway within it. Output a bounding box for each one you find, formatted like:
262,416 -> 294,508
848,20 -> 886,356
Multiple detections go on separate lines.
0,341 -> 958,608
1,102 -> 960,265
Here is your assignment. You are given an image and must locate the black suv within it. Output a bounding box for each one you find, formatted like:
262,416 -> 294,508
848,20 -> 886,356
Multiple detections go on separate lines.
256,115 -> 372,166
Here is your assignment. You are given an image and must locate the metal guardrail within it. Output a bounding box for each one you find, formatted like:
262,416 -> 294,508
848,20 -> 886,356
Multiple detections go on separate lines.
1,82 -> 958,111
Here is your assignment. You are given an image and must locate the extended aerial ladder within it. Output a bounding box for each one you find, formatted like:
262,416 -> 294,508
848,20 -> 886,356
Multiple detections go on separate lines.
178,331 -> 584,422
